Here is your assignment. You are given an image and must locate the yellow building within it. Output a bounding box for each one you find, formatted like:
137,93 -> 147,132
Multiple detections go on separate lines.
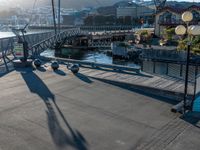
155,5 -> 200,37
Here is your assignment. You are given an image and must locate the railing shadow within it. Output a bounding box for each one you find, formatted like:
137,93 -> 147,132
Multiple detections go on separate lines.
91,76 -> 178,105
81,66 -> 153,78
20,69 -> 88,149
0,69 -> 14,77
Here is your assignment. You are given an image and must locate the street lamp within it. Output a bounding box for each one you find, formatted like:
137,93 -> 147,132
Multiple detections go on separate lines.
175,11 -> 200,113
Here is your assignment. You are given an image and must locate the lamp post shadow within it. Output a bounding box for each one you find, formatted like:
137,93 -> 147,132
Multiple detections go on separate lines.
20,70 -> 88,150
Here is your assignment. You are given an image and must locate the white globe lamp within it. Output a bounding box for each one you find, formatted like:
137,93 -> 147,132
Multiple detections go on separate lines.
182,11 -> 193,22
190,26 -> 200,36
175,25 -> 186,35
188,25 -> 195,35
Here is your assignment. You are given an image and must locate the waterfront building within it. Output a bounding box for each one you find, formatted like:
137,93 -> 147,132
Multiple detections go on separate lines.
116,5 -> 155,25
155,5 -> 200,36
117,5 -> 155,18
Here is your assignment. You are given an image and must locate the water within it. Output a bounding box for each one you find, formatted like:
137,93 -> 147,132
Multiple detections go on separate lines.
0,29 -> 139,67
82,51 -> 139,67
0,29 -> 53,39
0,32 -> 15,38
41,49 -> 140,68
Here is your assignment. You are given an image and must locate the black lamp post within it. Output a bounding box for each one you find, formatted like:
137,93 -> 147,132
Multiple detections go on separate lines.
175,11 -> 200,113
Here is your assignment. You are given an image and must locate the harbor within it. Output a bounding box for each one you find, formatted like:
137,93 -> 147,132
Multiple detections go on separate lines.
0,0 -> 200,149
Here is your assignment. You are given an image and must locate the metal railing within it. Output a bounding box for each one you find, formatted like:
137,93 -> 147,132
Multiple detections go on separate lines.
30,28 -> 88,56
141,49 -> 187,62
158,19 -> 199,26
43,56 -> 141,73
0,28 -> 88,71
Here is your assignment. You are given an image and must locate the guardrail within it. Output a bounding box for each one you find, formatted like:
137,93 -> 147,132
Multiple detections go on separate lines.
30,28 -> 88,57
0,31 -> 55,70
141,49 -> 187,62
43,56 -> 141,73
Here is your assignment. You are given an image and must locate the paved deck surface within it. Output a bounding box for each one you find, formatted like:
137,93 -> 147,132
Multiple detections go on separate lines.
0,64 -> 199,150
77,66 -> 194,96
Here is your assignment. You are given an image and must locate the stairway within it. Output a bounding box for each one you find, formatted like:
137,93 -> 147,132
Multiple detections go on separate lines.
193,96 -> 200,112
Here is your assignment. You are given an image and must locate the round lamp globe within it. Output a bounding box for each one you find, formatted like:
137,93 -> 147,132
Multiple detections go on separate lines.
190,26 -> 200,36
182,11 -> 193,22
188,25 -> 195,35
175,25 -> 186,35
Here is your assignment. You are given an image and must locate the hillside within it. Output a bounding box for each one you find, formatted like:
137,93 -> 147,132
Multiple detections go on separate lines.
2,0 -> 128,10
1,0 -> 200,12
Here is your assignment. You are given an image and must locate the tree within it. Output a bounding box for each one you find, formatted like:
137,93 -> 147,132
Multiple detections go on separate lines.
177,35 -> 200,54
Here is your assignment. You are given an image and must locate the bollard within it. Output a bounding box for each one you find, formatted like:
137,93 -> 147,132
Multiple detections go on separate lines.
51,61 -> 59,70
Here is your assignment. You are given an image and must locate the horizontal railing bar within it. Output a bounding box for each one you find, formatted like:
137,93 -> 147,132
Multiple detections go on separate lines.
44,56 -> 141,73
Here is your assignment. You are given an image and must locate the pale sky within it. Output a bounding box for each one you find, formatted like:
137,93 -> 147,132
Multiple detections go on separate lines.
144,0 -> 199,1
171,0 -> 199,1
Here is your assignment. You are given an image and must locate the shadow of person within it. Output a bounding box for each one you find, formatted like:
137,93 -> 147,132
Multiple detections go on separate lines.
74,73 -> 93,84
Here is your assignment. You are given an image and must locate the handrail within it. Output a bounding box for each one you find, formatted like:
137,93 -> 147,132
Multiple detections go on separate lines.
44,56 -> 141,73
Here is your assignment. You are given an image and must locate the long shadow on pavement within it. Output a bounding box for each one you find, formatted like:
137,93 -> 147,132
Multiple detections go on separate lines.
20,69 -> 88,150
91,76 -> 178,105
81,66 -> 153,78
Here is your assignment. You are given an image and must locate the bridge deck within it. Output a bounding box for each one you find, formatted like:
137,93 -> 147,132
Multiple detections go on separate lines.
0,64 -> 199,150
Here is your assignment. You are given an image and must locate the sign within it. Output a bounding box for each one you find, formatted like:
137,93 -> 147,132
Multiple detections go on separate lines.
14,43 -> 24,58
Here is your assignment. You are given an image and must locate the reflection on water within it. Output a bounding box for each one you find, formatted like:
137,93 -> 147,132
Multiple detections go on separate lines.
82,51 -> 139,67
0,30 -> 53,39
0,32 -> 15,38
41,49 -> 140,68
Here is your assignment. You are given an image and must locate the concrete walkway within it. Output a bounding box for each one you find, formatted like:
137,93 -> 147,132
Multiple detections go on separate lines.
0,65 -> 199,150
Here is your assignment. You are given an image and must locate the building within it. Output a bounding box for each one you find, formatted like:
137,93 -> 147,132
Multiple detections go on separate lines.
155,5 -> 200,36
116,5 -> 155,19
116,5 -> 155,25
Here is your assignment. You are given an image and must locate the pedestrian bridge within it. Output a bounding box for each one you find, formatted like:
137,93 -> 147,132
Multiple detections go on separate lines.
0,28 -> 88,70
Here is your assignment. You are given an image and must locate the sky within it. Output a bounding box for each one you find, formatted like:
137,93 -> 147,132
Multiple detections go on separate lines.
170,0 -> 199,1
143,0 -> 199,1
0,0 -> 198,11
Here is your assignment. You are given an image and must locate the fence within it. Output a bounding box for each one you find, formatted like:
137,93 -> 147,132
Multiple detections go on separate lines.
142,60 -> 199,82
